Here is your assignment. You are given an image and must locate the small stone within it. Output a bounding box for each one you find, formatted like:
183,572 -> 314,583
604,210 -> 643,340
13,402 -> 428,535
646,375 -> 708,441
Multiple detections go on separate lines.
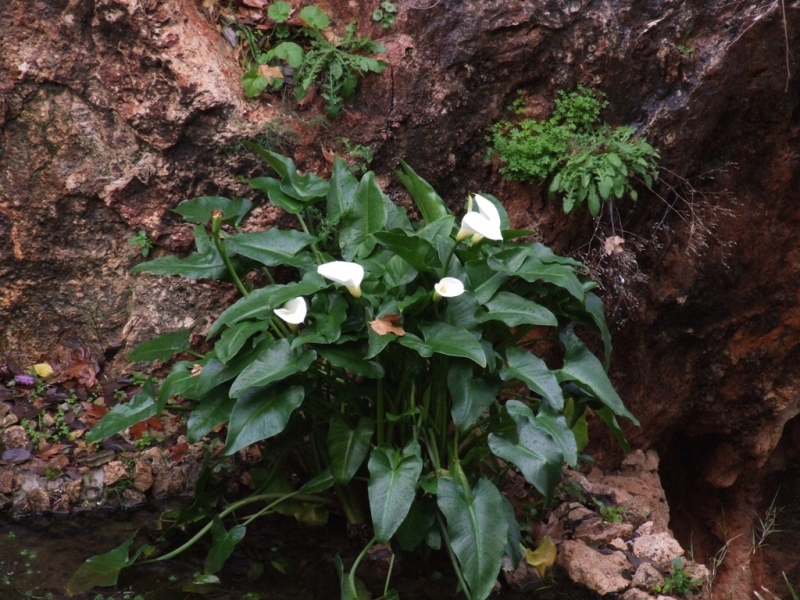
2,413 -> 19,428
656,596 -> 678,600
0,402 -> 11,420
121,487 -> 146,508
622,588 -> 655,600
575,518 -> 635,545
609,537 -> 628,552
153,466 -> 186,498
41,413 -> 55,428
134,461 -> 154,492
2,425 -> 27,449
501,554 -> 543,591
0,469 -> 13,494
26,488 -> 51,513
637,521 -> 655,536
684,561 -> 710,583
52,493 -> 71,513
557,540 -> 631,595
632,562 -> 665,591
567,505 -> 595,522
81,467 -> 105,504
633,533 -> 684,565
103,461 -> 129,487
63,479 -> 82,503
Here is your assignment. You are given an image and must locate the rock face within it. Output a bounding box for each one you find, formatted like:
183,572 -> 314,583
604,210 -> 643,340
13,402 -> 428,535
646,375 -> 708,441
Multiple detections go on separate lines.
1,0 -> 799,597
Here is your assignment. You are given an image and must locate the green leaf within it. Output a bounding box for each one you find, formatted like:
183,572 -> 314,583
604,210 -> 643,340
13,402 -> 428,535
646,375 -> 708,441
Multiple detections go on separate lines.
205,519 -> 246,574
209,273 -> 328,336
594,406 -> 630,453
187,385 -> 237,443
339,171 -> 387,260
501,496 -> 523,570
157,361 -> 197,412
437,477 -> 508,600
67,538 -> 144,594
506,400 -> 578,467
500,347 -> 564,410
299,5 -> 330,29
488,419 -> 562,502
132,225 -> 228,280
493,257 -> 585,302
447,362 -> 499,432
368,440 -> 423,543
382,255 -> 418,288
557,328 -> 638,424
86,379 -> 156,443
243,68 -> 268,98
395,499 -> 436,552
268,0 -> 291,22
476,291 -> 558,328
224,229 -> 317,267
243,142 -> 294,179
317,345 -> 385,379
128,329 -> 192,362
418,322 -> 486,367
248,177 -> 304,214
371,231 -> 441,273
215,320 -> 267,364
300,468 -> 335,493
229,339 -> 316,398
328,417 -> 375,484
172,197 -> 254,227
584,291 -> 612,370
224,385 -> 305,454
327,157 -> 359,225
294,292 -> 348,346
394,159 -> 449,225
272,41 -> 304,68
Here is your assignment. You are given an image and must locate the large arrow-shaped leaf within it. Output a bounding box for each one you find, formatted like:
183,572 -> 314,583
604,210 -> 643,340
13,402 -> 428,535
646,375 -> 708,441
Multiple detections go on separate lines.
186,385 -> 237,443
86,379 -> 156,443
447,362 -> 499,432
329,416 -> 375,484
437,477 -> 508,600
500,347 -> 564,410
413,322 -> 486,367
224,229 -> 317,267
505,400 -> 577,467
229,339 -> 315,398
67,538 -> 150,594
224,385 -> 305,454
367,440 -> 423,543
338,171 -> 387,260
172,196 -> 253,227
127,329 -> 192,363
157,361 -> 198,411
132,225 -> 228,280
327,156 -> 358,225
371,231 -> 441,273
394,159 -> 449,225
205,519 -> 246,574
557,327 -> 638,424
476,291 -> 558,328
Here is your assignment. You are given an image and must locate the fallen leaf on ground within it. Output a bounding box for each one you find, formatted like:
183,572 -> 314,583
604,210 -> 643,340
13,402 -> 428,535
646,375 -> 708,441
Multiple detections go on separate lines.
369,315 -> 405,336
258,64 -> 284,84
37,444 -> 69,460
33,363 -> 54,378
297,85 -> 315,107
523,536 -> 557,578
169,442 -> 189,463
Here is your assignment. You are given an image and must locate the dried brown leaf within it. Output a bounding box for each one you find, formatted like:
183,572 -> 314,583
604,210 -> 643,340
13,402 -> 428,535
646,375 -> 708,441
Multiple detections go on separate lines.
603,235 -> 625,256
297,85 -> 316,108
369,315 -> 406,337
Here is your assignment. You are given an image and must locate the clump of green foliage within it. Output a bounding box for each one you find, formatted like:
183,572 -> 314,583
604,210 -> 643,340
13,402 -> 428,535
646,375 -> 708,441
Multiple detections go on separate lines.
240,3 -> 386,117
372,1 -> 398,28
126,230 -> 153,257
489,86 -> 660,216
656,557 -> 702,596
74,145 -> 637,600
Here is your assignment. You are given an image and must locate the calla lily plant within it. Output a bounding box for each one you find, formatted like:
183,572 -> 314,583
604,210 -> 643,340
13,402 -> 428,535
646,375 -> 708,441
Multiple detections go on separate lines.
82,146 -> 637,600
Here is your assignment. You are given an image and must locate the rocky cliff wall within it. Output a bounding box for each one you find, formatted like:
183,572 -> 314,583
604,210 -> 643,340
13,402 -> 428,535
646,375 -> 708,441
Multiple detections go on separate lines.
1,0 -> 799,596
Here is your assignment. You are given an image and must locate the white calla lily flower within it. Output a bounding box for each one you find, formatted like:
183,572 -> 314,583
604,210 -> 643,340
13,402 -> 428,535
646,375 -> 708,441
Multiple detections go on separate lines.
456,211 -> 503,243
317,261 -> 365,298
473,194 -> 501,229
434,277 -> 465,300
274,297 -> 307,327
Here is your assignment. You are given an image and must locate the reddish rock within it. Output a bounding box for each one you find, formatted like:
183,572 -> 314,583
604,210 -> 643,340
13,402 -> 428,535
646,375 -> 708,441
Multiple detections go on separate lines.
557,540 -> 631,595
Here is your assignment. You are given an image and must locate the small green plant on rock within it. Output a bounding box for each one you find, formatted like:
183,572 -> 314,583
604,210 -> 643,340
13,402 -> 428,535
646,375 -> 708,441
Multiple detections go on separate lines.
239,3 -> 386,117
74,145 -> 637,600
593,499 -> 626,524
126,230 -> 153,258
656,557 -> 702,596
372,2 -> 398,28
489,86 -> 660,217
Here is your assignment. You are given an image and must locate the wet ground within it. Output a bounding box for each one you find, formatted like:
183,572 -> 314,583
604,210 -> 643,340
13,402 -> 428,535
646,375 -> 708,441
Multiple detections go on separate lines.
0,504 -> 585,600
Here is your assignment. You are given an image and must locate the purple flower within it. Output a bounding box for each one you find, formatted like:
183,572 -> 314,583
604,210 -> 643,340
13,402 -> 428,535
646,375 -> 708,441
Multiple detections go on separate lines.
14,374 -> 34,387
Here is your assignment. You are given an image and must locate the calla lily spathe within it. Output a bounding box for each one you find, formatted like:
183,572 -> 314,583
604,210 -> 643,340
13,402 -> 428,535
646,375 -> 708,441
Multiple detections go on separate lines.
274,297 -> 307,325
317,261 -> 365,298
456,194 -> 503,243
434,277 -> 465,300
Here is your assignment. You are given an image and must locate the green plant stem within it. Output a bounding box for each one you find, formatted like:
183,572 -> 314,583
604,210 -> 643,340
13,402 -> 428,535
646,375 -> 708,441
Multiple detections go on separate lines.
212,234 -> 249,297
349,536 -> 377,593
297,212 -> 324,264
140,492 -> 330,564
376,377 -> 385,446
261,267 -> 277,285
436,512 -> 473,600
